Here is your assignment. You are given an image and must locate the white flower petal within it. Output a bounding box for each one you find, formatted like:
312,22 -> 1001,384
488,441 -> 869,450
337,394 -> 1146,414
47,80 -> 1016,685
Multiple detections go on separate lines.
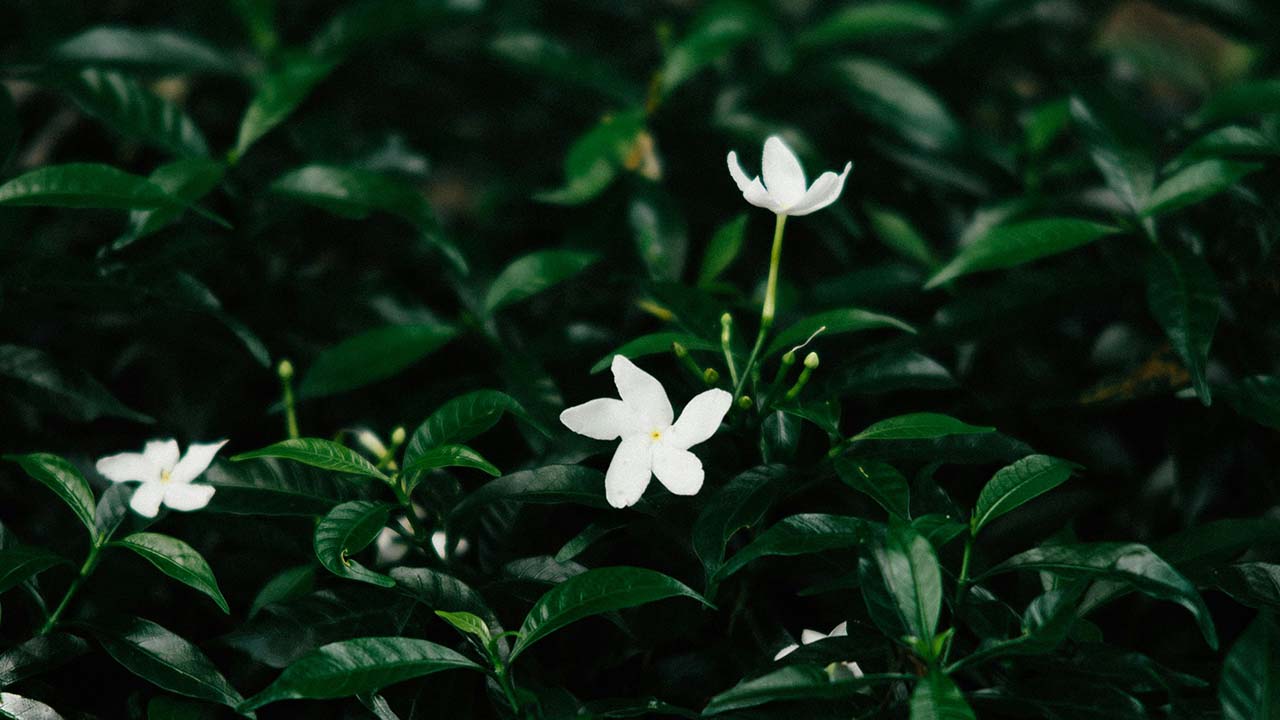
786,162 -> 852,217
831,661 -> 864,680
560,397 -> 640,440
431,530 -> 449,560
162,483 -> 215,512
829,621 -> 848,637
129,482 -> 166,517
743,177 -> 784,213
800,628 -> 826,645
376,527 -> 410,564
726,151 -> 755,193
667,388 -> 732,450
169,440 -> 228,485
604,434 -> 652,508
761,136 -> 806,209
651,445 -> 703,496
95,452 -> 157,484
611,355 -> 673,429
773,643 -> 799,661
142,439 -> 180,472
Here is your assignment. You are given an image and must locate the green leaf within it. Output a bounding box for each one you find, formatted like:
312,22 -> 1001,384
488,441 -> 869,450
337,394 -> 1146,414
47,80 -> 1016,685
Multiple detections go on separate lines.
403,390 -> 542,468
60,68 -> 209,157
874,519 -> 942,650
270,164 -> 437,229
249,565 -> 315,619
1171,126 -> 1280,170
715,514 -> 872,582
555,519 -> 627,563
865,202 -> 938,267
204,457 -> 368,516
511,566 -> 711,661
233,438 -> 388,481
0,345 -> 153,424
831,58 -> 960,151
692,465 -> 788,584
1220,611 -> 1280,720
765,307 -> 915,357
910,671 -> 975,720
297,323 -> 458,400
801,2 -> 950,48
401,444 -> 500,492
113,532 -> 229,614
1142,159 -> 1259,217
984,542 -> 1218,649
971,455 -> 1077,535
835,458 -> 910,518
490,32 -> 641,104
925,218 -> 1119,288
0,547 -> 68,594
390,567 -> 503,640
50,26 -> 237,75
5,454 -> 97,539
240,637 -> 481,710
698,214 -> 747,286
703,666 -> 905,715
1194,78 -> 1280,127
823,351 -> 955,397
86,615 -> 243,707
1212,563 -> 1280,609
119,159 -> 226,247
0,163 -> 182,210
536,110 -> 647,205
484,249 -> 599,315
590,333 -> 719,374
1219,375 -> 1280,430
0,693 -> 63,720
450,465 -> 610,527
1069,94 -> 1155,215
434,610 -> 491,643
848,412 -> 994,442
1146,245 -> 1219,405
146,696 -> 221,720
659,0 -> 765,97
629,185 -> 688,283
0,634 -> 91,687
314,501 -> 395,588
232,55 -> 336,160
309,0 -> 476,59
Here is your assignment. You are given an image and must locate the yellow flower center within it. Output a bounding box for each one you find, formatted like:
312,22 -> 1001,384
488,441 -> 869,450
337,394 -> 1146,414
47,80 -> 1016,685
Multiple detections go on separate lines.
650,430 -> 662,441
160,469 -> 172,484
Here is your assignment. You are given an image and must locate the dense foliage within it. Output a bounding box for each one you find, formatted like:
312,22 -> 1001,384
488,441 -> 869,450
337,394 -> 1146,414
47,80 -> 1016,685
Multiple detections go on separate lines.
2,0 -> 1279,717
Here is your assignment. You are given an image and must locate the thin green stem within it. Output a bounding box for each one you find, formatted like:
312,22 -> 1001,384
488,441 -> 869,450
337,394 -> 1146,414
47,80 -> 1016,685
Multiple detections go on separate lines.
494,663 -> 522,715
955,530 -> 974,605
40,540 -> 104,635
734,214 -> 787,401
278,359 -> 300,440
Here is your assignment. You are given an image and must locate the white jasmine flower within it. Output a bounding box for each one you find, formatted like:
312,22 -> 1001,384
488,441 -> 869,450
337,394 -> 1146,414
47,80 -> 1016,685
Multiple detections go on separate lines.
96,439 -> 226,518
376,513 -> 470,565
773,621 -> 864,678
727,136 -> 851,216
560,356 -> 732,508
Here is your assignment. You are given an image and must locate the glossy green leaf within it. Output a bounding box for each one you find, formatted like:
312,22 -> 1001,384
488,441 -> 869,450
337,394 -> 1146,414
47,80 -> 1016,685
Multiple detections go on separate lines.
985,542 -> 1218,649
0,693 -> 63,720
715,514 -> 872,582
536,110 -> 646,205
910,671 -> 975,720
86,615 -> 243,707
865,202 -> 938,267
766,307 -> 915,357
490,32 -> 641,104
113,532 -> 229,614
401,444 -> 500,492
971,455 -> 1077,535
0,163 -> 181,210
0,634 -> 90,687
484,249 -> 599,315
690,465 -> 788,584
831,58 -> 960,151
659,0 -> 765,97
450,465 -> 610,527
1172,126 -> 1280,170
0,547 -> 67,594
435,610 -> 491,643
511,566 -> 711,661
1220,611 -> 1280,720
5,454 -> 97,538
1142,159 -> 1260,217
823,351 -> 955,397
298,323 -> 458,400
1194,78 -> 1280,127
925,218 -> 1119,288
403,390 -> 542,466
314,501 -> 395,588
240,637 -> 481,710
61,69 -> 208,157
704,665 -> 905,715
1146,245 -> 1220,405
204,457 -> 368,516
249,565 -> 315,619
629,185 -> 688,283
232,55 -> 336,160
233,438 -> 388,481
555,519 -> 627,563
835,458 -> 910,518
1069,94 -> 1155,215
1212,563 -> 1280,609
270,164 -> 437,229
848,412 -> 994,442
698,214 -> 747,286
590,333 -> 719,374
390,566 -> 503,640
50,27 -> 236,75
873,519 -> 942,648
802,2 -> 950,48
119,159 -> 225,247
309,0 -> 476,59
0,345 -> 153,424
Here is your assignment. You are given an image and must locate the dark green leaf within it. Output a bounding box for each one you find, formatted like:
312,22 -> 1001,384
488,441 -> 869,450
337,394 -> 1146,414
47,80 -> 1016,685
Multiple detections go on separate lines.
270,164 -> 437,229
703,665 -> 905,715
390,566 -> 503,640
590,333 -> 719,374
629,185 -> 688,283
119,159 -> 225,247
1219,375 -> 1280,430
831,58 -> 960,151
511,566 -> 711,660
1220,611 -> 1280,720
910,671 -> 975,720
715,514 -> 872,581
405,390 -> 540,461
0,547 -> 67,594
766,307 -> 915,357
113,532 -> 229,613
86,615 -> 243,707
0,163 -> 181,210
490,32 -> 641,104
801,2 -> 950,48
50,27 -> 236,74
0,634 -> 90,687
0,84 -> 15,168
314,501 -> 395,588
249,565 -> 315,619
823,351 -> 955,397
848,412 -> 994,442
240,637 -> 481,710
484,250 -> 599,315
434,610 -> 491,643
835,458 -> 910,518
759,411 -> 800,464
1142,159 -> 1259,217
61,69 -> 208,157
555,519 -> 627,563
146,696 -> 220,720
1194,78 -> 1280,127
5,453 -> 97,538
233,438 -> 388,481
1146,245 -> 1220,405
865,202 -> 938,267
925,218 -> 1118,288
298,323 -> 458,400
691,465 -> 788,585
232,55 -> 336,160
659,0 -> 765,97
1069,94 -> 1155,215
874,518 -> 942,647
971,455 -> 1077,535
0,345 -> 153,424
0,693 -> 63,720
698,214 -> 747,286
402,444 -> 500,490
204,458 -> 368,516
450,465 -> 610,527
536,110 -> 647,205
1212,563 -> 1280,609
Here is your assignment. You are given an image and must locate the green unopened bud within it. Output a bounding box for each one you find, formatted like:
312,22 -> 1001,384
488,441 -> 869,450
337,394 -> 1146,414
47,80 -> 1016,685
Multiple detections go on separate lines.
703,367 -> 720,384
804,352 -> 820,369
784,353 -> 820,402
277,359 -> 294,380
390,426 -> 406,446
672,341 -> 689,358
737,395 -> 753,410
781,351 -> 796,367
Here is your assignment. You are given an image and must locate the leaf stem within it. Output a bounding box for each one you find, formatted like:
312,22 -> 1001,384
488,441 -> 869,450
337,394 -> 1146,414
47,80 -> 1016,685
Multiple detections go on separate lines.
278,359 -> 300,440
40,539 -> 104,635
734,214 -> 787,402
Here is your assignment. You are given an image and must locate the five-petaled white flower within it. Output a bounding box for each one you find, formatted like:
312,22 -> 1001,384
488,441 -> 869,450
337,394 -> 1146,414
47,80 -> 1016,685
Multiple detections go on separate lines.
727,135 -> 851,216
560,356 -> 732,508
96,439 -> 227,518
773,621 -> 865,679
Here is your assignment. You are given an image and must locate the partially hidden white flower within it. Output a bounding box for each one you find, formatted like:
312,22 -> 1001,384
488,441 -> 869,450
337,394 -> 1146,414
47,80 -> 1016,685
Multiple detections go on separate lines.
560,356 -> 733,509
96,439 -> 226,518
376,509 -> 470,564
727,135 -> 851,216
773,621 -> 864,679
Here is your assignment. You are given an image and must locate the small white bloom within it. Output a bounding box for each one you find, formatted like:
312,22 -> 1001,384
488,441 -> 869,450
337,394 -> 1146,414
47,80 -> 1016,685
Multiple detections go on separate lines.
560,356 -> 732,509
727,135 -> 851,216
773,621 -> 864,678
96,439 -> 226,518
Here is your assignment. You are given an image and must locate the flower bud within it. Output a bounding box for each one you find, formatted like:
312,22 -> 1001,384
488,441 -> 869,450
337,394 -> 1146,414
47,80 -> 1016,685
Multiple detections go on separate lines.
704,368 -> 720,384
737,395 -> 753,410
804,352 -> 820,369
390,426 -> 407,446
277,359 -> 294,380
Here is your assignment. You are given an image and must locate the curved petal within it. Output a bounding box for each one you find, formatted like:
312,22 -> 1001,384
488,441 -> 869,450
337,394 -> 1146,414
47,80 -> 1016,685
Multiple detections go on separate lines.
743,177 -> 784,213
169,440 -> 228,485
611,355 -> 673,429
829,621 -> 849,637
560,397 -> 640,441
129,482 -> 166,518
651,445 -> 703,496
726,151 -> 755,192
95,452 -> 157,484
162,483 -> 215,512
800,628 -> 826,645
667,388 -> 732,450
604,435 -> 652,508
761,136 -> 806,209
773,643 -> 799,661
143,439 -> 180,472
786,161 -> 852,217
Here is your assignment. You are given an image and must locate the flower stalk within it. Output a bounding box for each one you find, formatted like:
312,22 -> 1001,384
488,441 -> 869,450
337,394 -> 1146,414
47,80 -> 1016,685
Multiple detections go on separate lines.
278,359 -> 300,440
40,538 -> 104,635
733,214 -> 786,402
